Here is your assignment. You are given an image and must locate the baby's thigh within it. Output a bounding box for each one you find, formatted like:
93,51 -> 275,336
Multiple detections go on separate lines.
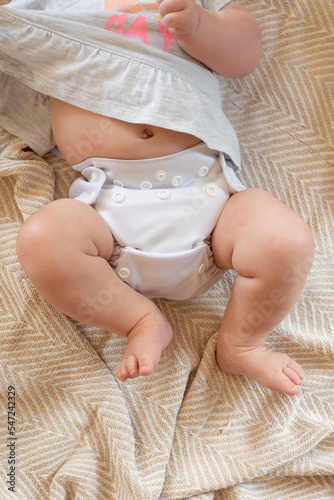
211,187 -> 313,273
17,198 -> 114,262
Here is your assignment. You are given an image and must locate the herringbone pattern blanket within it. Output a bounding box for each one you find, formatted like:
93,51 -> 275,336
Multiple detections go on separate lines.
0,0 -> 333,498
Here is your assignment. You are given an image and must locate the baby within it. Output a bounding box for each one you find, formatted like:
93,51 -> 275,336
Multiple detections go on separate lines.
16,0 -> 314,395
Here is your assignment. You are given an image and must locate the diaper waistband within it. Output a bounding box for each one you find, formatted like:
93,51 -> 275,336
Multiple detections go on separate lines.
72,143 -> 217,188
71,142 -> 245,194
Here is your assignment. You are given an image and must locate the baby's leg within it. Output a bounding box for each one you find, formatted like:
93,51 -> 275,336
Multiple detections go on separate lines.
212,188 -> 314,395
16,199 -> 172,381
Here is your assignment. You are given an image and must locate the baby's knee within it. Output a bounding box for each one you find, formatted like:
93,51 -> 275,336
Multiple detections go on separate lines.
291,219 -> 314,264
16,206 -> 55,271
269,215 -> 314,279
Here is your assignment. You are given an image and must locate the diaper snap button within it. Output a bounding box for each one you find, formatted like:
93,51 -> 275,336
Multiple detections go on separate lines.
119,268 -> 130,278
205,184 -> 217,197
171,175 -> 183,187
155,170 -> 168,182
198,166 -> 209,177
157,189 -> 170,200
198,263 -> 206,274
113,191 -> 125,203
140,180 -> 152,190
113,179 -> 124,187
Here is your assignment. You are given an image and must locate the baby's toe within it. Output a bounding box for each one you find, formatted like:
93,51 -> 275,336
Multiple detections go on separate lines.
126,354 -> 140,378
283,366 -> 302,385
288,360 -> 305,379
138,357 -> 156,377
279,372 -> 300,395
116,355 -> 138,382
116,366 -> 128,382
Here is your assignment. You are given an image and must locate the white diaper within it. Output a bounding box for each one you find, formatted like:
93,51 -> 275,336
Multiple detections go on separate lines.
69,143 -> 246,300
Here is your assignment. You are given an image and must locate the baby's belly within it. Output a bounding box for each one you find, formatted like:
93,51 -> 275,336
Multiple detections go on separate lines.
50,98 -> 202,165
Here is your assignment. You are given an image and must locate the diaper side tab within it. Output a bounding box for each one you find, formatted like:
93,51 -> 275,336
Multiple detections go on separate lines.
219,153 -> 246,194
69,166 -> 107,205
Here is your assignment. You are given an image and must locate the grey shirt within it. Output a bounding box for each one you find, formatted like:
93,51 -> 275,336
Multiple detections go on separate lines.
0,0 -> 241,172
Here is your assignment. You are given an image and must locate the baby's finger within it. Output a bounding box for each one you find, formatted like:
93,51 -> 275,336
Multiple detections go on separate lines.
158,0 -> 186,18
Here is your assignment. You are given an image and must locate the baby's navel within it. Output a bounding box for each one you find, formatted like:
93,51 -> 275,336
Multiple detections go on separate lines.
142,128 -> 154,139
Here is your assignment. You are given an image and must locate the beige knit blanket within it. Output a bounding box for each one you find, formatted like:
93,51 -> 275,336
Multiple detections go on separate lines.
0,0 -> 333,498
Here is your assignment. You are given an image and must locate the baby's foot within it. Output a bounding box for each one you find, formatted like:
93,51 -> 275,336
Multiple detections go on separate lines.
216,343 -> 305,395
116,309 -> 173,382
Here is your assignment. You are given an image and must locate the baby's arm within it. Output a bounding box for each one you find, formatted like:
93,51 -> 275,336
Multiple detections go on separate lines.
157,0 -> 262,77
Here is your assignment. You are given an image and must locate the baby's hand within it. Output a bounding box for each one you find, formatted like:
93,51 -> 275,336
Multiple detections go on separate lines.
157,0 -> 200,38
